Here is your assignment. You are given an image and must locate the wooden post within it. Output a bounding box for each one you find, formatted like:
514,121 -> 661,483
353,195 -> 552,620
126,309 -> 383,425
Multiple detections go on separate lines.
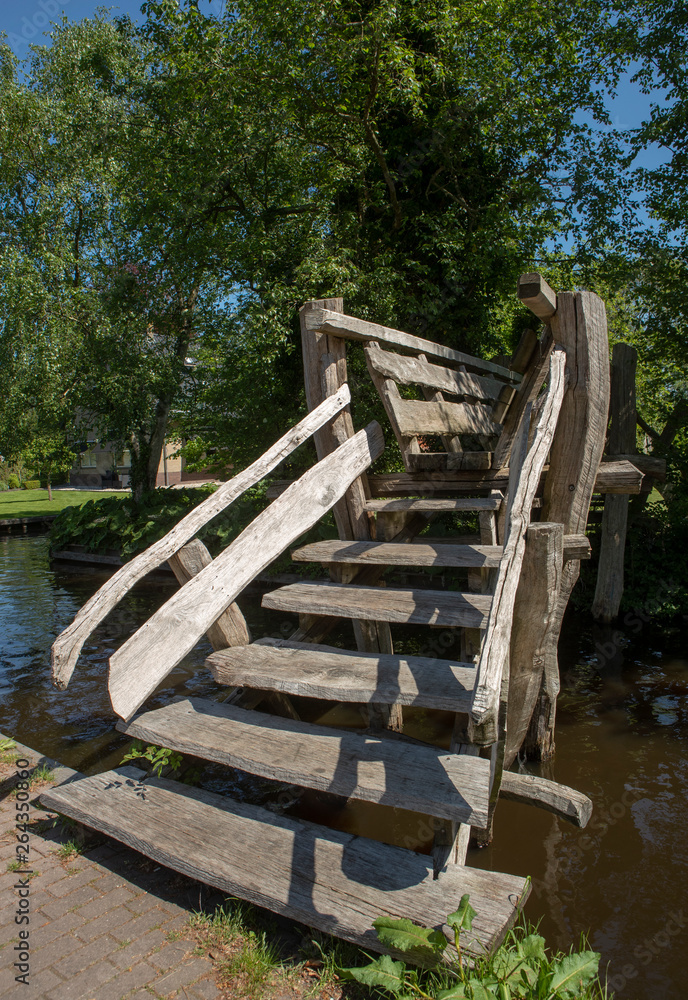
300,299 -> 402,731
592,343 -> 637,623
505,523 -> 563,768
525,290 -> 610,759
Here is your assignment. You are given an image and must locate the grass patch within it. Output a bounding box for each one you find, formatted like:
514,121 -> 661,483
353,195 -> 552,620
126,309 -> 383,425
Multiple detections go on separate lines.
0,488 -> 125,520
28,764 -> 55,787
54,839 -> 84,861
0,739 -> 18,767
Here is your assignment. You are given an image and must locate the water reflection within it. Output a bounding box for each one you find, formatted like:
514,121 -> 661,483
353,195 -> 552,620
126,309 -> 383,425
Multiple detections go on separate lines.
0,534 -> 686,995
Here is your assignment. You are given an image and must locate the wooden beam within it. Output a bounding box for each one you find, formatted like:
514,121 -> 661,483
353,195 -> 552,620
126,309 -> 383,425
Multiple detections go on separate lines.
305,308 -> 521,381
517,273 -> 558,322
51,385 -> 352,691
365,344 -> 509,401
499,771 -> 592,827
107,421 -> 385,720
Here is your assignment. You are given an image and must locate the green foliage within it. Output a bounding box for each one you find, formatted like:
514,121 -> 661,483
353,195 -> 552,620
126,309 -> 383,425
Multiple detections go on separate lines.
120,741 -> 183,778
7,474 -> 19,489
341,899 -> 607,999
21,480 -> 40,490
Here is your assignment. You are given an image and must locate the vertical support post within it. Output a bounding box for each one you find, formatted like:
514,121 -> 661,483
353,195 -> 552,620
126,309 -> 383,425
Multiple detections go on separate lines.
592,343 -> 637,623
300,299 -> 402,731
525,291 -> 610,759
505,522 -> 564,768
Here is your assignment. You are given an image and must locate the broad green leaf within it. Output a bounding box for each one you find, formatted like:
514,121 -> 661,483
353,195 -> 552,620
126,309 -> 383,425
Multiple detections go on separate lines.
467,979 -> 494,1000
548,951 -> 601,995
447,895 -> 477,934
342,954 -> 407,994
373,916 -> 448,955
437,986 -> 468,999
519,934 -> 546,962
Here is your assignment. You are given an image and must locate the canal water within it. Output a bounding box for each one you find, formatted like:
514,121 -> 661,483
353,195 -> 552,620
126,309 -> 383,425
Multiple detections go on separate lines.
1,533 -> 686,997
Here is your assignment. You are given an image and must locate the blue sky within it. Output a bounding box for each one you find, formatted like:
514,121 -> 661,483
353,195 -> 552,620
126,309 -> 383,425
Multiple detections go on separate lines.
0,0 -> 669,176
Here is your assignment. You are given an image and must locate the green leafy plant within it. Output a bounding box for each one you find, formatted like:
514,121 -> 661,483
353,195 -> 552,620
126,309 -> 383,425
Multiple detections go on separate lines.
7,474 -> 20,489
21,480 -> 41,490
121,741 -> 183,778
342,896 -> 606,999
55,839 -> 84,861
28,764 -> 55,787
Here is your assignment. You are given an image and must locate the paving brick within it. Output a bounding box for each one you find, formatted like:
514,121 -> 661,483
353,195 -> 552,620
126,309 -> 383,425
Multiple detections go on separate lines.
31,910 -> 86,948
74,905 -> 133,942
154,900 -> 188,919
147,940 -> 194,971
32,930 -> 86,973
90,960 -> 159,999
92,872 -> 133,893
45,958 -> 117,1000
39,883 -> 101,918
110,908 -> 173,944
53,933 -> 122,977
75,886 -> 136,922
124,893 -> 160,915
111,928 -> 167,970
187,975 -> 221,999
46,867 -> 102,897
0,964 -> 63,998
151,957 -> 215,994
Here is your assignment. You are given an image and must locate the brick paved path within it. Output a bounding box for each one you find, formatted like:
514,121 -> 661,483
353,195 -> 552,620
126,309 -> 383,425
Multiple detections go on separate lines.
0,740 -> 222,1000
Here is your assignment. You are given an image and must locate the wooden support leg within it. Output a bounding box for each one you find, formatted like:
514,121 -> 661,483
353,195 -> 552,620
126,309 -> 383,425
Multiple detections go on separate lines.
169,539 -> 299,721
504,523 -> 564,769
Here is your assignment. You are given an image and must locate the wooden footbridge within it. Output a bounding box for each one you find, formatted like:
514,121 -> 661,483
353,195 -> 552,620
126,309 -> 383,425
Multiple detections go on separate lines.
43,274 -> 648,957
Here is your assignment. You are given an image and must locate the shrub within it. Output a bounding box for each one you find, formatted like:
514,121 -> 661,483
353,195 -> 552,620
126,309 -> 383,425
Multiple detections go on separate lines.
7,475 -> 20,490
0,481 -> 7,491
21,480 -> 41,490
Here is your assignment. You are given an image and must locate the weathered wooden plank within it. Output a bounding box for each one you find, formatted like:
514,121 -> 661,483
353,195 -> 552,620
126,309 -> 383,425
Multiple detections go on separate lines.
499,771 -> 592,828
492,329 -> 553,470
406,452 -> 492,472
517,273 -> 558,322
393,398 -> 501,438
592,343 -> 637,623
364,345 -> 421,468
364,460 -> 641,497
262,581 -> 492,629
117,697 -> 490,824
305,308 -> 521,381
528,291 -> 611,759
41,769 -> 529,956
509,328 -> 539,375
601,453 -> 665,479
51,385 -> 353,691
207,639 -> 477,712
167,539 -> 250,650
366,497 -> 502,513
471,350 -> 567,727
108,422 -> 385,721
292,535 -> 600,567
505,523 -> 563,768
364,344 -> 509,401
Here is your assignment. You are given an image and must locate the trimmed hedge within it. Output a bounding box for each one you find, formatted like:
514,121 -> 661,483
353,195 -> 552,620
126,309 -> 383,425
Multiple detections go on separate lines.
21,480 -> 41,490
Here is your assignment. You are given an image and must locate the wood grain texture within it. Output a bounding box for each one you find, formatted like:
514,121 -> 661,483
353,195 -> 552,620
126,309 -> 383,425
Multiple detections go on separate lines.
108,422 -> 384,720
51,385 -> 352,691
592,342 -> 637,623
517,273 -> 558,321
305,308 -> 520,381
207,639 -> 476,712
263,581 -> 492,629
406,452 -> 492,472
499,771 -> 592,827
393,397 -> 500,438
167,539 -> 251,650
492,330 -> 553,469
505,523 -> 564,767
365,497 -> 502,512
365,344 -> 509,401
471,350 -> 567,727
117,697 -> 490,824
41,768 -> 529,957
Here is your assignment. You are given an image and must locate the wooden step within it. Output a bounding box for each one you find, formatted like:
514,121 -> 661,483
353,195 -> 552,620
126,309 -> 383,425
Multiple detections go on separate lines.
207,639 -> 476,712
365,497 -> 502,513
262,581 -> 492,628
41,768 -> 529,956
291,535 -> 591,568
117,697 -> 490,825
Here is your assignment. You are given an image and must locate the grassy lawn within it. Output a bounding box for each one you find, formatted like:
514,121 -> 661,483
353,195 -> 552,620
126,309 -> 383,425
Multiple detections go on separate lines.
0,488 -> 128,520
